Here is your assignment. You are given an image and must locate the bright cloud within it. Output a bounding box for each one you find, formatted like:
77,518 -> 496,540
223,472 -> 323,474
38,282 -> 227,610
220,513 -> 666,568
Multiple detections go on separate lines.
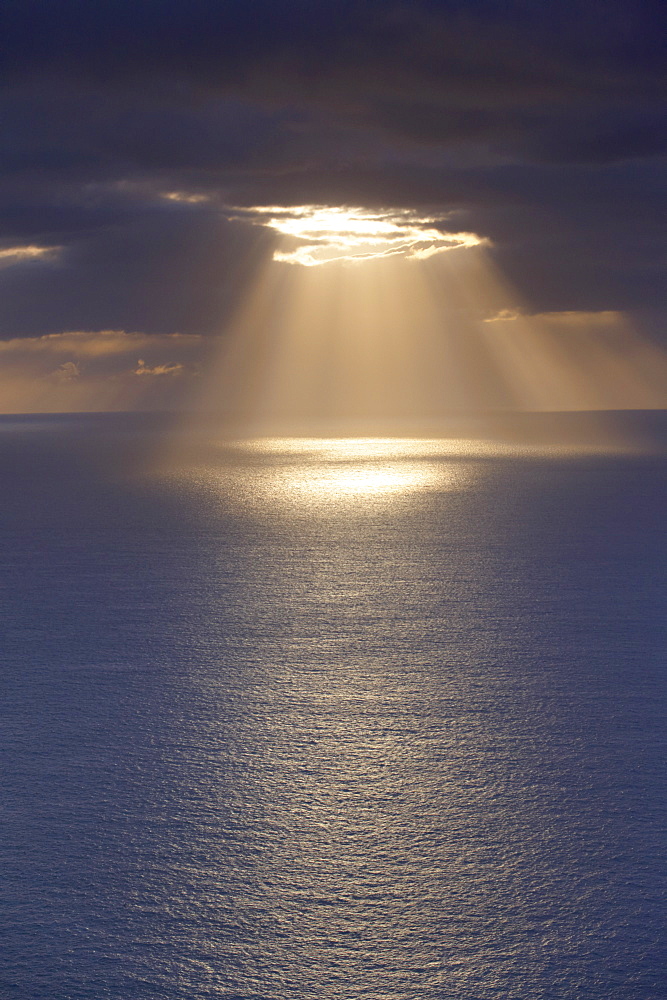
228,205 -> 488,265
0,244 -> 61,268
161,191 -> 211,204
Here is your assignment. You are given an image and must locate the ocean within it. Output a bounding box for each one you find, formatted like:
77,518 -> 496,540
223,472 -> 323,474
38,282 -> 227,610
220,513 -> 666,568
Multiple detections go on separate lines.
1,413 -> 665,999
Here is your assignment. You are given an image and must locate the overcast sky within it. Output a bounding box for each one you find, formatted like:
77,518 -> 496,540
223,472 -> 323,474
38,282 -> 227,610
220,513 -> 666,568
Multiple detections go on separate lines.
0,0 -> 664,410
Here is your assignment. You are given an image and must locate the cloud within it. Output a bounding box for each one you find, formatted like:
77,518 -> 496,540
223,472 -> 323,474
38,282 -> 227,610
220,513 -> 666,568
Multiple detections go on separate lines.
484,309 -> 631,328
134,359 -> 185,376
0,329 -> 204,362
161,192 -> 211,205
0,0 -> 662,352
484,308 -> 522,323
2,1 -> 662,105
528,310 -> 627,328
0,211 -> 274,338
0,329 -> 205,412
0,244 -> 60,268
232,205 -> 488,266
48,360 -> 81,381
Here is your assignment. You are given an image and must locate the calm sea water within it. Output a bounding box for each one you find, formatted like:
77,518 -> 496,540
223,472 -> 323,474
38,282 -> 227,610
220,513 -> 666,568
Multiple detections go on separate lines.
1,414 -> 665,1000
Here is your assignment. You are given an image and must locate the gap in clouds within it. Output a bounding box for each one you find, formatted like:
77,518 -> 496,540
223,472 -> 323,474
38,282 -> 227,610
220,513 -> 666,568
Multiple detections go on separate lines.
223,205 -> 488,266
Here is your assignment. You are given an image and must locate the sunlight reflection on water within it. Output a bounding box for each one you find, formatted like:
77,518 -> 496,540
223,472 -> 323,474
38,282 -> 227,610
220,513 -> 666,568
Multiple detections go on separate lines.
192,435 -> 616,508
167,434 -> 630,513
212,438 -> 483,506
3,416 -> 665,1000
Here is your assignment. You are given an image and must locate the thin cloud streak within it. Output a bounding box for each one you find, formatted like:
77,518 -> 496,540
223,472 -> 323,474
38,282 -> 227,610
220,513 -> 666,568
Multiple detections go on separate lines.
0,244 -> 61,268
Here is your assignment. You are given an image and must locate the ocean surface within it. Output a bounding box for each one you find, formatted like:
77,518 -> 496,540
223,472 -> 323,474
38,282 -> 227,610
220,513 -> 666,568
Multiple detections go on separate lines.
1,412 -> 665,1000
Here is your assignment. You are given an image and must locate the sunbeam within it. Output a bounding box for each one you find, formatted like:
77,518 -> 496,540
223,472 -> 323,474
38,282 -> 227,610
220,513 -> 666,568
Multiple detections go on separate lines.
189,208 -> 667,442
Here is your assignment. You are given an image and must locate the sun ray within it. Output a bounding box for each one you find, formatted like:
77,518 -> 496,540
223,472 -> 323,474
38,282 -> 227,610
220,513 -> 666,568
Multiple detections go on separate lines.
180,205 -> 667,448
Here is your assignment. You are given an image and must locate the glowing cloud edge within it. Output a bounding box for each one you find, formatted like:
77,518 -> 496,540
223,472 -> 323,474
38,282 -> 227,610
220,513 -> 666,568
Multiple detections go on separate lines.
226,205 -> 489,266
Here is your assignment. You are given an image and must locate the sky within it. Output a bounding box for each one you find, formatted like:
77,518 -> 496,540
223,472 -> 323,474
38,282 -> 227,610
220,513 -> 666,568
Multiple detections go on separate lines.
0,0 -> 664,413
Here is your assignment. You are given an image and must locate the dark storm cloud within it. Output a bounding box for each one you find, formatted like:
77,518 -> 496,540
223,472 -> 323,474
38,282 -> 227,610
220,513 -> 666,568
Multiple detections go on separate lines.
0,0 -> 664,340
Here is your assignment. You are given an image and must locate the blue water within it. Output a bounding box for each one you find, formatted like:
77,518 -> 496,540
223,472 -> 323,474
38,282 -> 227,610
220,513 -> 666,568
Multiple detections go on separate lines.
1,414 -> 665,999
